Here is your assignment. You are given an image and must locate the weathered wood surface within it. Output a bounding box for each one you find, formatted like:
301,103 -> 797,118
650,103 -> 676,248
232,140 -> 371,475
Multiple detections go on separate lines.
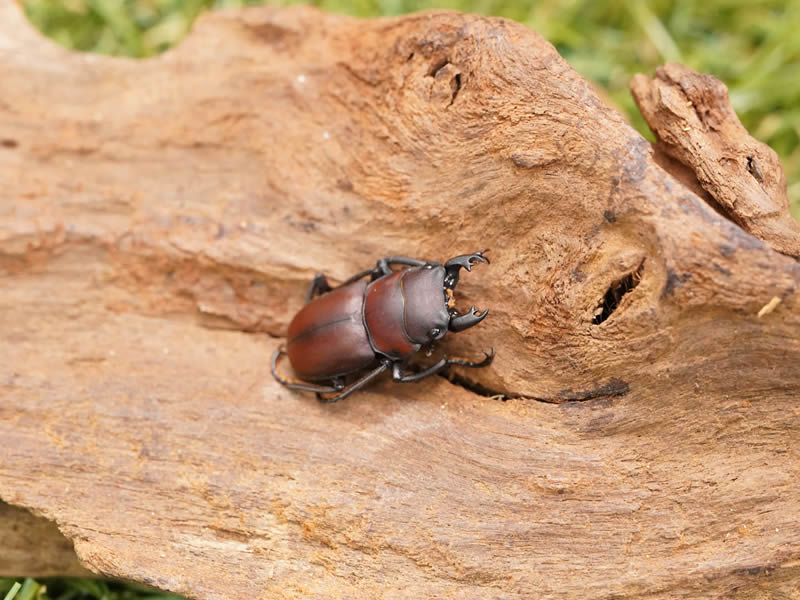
1,2 -> 799,598
631,62 -> 800,258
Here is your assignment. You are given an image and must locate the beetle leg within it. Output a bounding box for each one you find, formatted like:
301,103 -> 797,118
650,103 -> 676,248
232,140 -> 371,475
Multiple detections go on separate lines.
392,359 -> 448,382
383,256 -> 432,268
373,256 -> 435,279
316,362 -> 389,403
338,267 -> 377,287
306,268 -> 379,298
271,348 -> 345,394
374,259 -> 393,278
306,273 -> 333,302
335,257 -> 433,288
392,349 -> 495,383
443,349 -> 495,369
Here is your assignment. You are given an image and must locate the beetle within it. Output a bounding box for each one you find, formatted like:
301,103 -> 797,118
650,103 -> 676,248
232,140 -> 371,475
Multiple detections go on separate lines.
271,250 -> 494,402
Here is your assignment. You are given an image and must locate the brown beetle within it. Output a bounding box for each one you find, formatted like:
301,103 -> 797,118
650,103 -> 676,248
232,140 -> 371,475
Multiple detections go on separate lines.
271,250 -> 494,402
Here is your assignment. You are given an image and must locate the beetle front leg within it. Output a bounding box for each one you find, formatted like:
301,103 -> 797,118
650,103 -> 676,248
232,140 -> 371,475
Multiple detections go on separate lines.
372,256 -> 433,279
392,359 -> 448,383
391,350 -> 495,383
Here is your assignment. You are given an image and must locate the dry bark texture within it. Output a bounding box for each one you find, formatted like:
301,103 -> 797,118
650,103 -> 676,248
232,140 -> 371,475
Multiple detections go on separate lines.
631,63 -> 800,258
1,2 -> 799,599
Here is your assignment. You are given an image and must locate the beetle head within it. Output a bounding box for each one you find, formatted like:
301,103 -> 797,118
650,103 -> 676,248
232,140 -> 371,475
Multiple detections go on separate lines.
402,266 -> 452,344
402,251 -> 490,345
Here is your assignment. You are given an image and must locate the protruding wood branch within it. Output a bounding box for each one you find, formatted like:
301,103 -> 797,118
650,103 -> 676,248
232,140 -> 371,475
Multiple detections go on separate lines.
631,62 -> 800,257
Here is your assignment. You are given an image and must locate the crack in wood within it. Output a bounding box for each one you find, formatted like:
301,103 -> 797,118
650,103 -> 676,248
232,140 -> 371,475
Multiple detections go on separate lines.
593,259 -> 645,325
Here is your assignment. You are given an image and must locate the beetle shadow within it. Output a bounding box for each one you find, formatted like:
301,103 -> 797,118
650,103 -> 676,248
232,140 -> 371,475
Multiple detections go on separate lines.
275,372 -> 465,428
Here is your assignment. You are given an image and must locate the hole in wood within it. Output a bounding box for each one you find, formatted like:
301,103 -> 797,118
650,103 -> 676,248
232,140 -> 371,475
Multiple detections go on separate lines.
427,57 -> 450,77
746,155 -> 764,182
592,260 -> 645,325
448,72 -> 462,106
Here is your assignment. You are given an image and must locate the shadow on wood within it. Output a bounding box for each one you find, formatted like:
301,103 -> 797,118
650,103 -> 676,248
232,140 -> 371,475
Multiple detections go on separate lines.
1,3 -> 799,599
0,503 -> 89,577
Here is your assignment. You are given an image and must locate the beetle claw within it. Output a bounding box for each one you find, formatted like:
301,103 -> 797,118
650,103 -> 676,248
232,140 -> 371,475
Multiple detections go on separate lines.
448,306 -> 489,332
444,250 -> 489,272
444,250 -> 490,288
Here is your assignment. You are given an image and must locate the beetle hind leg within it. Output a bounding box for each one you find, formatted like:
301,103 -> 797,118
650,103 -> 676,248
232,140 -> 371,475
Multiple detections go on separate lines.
316,362 -> 389,403
271,348 -> 345,394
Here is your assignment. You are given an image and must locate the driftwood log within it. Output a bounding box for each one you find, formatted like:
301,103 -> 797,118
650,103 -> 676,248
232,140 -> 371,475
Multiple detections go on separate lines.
2,2 -> 799,599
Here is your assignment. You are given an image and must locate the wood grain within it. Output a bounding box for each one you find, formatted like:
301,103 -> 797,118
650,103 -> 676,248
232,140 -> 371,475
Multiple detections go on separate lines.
1,3 -> 799,598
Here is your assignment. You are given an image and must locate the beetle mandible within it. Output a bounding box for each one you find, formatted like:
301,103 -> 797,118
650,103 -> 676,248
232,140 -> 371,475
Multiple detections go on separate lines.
271,250 -> 494,402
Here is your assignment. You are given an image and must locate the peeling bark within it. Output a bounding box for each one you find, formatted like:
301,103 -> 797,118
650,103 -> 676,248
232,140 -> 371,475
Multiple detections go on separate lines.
1,3 -> 799,599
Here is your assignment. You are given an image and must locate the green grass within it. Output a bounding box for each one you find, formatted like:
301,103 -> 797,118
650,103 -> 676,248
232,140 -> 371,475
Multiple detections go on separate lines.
21,0 -> 800,219
0,579 -> 182,600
